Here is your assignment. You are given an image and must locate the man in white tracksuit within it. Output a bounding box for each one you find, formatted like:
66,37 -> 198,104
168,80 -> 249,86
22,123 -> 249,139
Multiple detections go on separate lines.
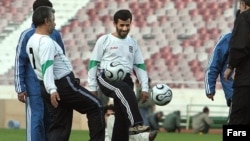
26,6 -> 105,141
88,9 -> 150,141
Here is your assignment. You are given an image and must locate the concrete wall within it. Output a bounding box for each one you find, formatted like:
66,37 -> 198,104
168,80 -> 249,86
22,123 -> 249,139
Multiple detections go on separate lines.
0,85 -> 228,130
0,85 -> 90,130
155,88 -> 229,117
0,99 -> 26,128
0,99 -> 89,130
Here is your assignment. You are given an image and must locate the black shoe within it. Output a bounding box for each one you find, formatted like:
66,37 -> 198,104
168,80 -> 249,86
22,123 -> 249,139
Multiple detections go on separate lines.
149,130 -> 158,141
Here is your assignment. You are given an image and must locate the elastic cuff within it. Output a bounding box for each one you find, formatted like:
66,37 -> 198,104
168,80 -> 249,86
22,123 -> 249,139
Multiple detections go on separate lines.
50,89 -> 57,94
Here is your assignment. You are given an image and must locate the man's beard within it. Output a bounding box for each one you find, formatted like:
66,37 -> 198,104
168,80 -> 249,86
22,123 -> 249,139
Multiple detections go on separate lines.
117,28 -> 129,39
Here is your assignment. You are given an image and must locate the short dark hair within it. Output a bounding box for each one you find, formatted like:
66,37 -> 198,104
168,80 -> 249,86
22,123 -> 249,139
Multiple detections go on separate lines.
104,104 -> 115,114
242,0 -> 250,6
203,106 -> 209,113
156,111 -> 163,117
113,9 -> 132,24
33,0 -> 53,11
32,6 -> 55,27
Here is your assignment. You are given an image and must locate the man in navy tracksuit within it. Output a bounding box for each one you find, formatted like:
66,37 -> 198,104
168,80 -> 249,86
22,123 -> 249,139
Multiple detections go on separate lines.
14,1 -> 65,141
205,32 -> 233,107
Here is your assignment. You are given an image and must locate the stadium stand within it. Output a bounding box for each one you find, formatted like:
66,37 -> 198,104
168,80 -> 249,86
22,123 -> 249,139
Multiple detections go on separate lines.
0,0 -> 85,76
0,0 -> 235,89
0,0 -> 33,40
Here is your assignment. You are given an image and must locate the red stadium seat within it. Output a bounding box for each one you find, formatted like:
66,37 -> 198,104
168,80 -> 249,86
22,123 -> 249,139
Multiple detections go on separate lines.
0,0 -> 236,88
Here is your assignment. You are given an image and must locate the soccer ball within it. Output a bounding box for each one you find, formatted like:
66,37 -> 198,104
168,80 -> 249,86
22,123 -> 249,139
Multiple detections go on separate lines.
151,84 -> 172,106
104,61 -> 126,82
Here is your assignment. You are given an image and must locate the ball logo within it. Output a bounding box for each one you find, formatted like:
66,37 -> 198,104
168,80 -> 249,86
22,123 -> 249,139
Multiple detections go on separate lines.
105,70 -> 113,78
156,90 -> 172,102
155,84 -> 167,101
104,62 -> 126,82
151,83 -> 173,106
117,69 -> 125,77
110,62 -> 119,67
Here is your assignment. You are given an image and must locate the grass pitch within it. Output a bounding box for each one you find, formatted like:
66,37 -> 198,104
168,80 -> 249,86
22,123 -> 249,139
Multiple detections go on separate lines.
0,128 -> 222,141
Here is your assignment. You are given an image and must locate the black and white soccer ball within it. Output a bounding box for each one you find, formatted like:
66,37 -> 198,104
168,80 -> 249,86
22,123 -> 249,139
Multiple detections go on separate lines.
104,61 -> 126,82
151,84 -> 172,106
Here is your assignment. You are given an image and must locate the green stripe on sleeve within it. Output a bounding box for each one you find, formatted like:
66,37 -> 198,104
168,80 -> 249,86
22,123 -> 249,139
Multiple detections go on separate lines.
134,64 -> 146,70
88,60 -> 100,70
42,60 -> 54,76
